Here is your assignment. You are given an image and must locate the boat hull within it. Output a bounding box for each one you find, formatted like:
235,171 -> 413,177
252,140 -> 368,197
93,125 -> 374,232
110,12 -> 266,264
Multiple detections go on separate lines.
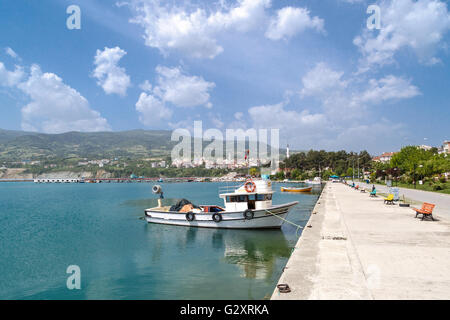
144,201 -> 299,229
280,186 -> 312,193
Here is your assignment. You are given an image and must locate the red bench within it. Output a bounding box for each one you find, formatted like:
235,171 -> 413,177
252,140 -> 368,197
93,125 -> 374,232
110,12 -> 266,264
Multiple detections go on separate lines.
413,202 -> 436,221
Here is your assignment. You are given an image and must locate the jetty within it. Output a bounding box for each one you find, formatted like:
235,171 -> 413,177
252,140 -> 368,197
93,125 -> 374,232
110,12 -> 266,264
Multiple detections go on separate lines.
272,182 -> 450,300
0,177 -> 211,183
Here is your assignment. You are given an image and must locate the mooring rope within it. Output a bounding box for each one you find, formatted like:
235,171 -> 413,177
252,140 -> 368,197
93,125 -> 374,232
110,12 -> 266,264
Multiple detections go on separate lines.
264,209 -> 304,236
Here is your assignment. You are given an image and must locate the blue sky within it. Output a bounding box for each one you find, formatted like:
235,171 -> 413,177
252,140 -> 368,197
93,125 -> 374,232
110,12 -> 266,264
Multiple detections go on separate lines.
0,0 -> 449,154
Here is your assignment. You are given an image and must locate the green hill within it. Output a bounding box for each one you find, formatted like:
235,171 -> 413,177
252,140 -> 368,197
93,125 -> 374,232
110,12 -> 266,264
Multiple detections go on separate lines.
0,129 -> 285,162
0,129 -> 174,160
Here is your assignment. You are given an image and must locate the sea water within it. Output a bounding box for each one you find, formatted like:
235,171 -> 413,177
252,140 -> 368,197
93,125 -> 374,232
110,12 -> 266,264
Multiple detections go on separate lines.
0,182 -> 321,299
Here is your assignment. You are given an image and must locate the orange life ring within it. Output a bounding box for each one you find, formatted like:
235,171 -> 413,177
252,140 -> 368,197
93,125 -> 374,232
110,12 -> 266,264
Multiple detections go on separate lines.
244,181 -> 256,193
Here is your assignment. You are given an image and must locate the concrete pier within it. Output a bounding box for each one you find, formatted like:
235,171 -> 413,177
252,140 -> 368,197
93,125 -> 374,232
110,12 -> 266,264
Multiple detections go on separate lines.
272,182 -> 450,300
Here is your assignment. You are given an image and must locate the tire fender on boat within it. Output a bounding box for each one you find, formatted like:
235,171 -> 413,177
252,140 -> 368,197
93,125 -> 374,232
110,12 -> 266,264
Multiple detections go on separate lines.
186,212 -> 195,222
243,209 -> 254,220
212,213 -> 222,223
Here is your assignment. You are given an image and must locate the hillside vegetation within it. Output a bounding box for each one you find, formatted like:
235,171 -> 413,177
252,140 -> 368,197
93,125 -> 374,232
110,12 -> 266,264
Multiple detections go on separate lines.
0,129 -> 174,160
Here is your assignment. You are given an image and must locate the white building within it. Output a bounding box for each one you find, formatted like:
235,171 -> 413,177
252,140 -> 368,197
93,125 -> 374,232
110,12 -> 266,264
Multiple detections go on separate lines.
443,141 -> 450,154
419,145 -> 432,151
373,152 -> 396,163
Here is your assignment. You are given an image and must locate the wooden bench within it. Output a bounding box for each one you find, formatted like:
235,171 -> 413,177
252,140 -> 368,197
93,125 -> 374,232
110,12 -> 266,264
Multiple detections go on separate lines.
413,202 -> 436,221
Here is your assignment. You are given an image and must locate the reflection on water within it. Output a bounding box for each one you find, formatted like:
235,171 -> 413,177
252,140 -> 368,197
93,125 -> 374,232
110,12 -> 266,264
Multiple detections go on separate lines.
0,182 -> 321,300
222,230 -> 290,281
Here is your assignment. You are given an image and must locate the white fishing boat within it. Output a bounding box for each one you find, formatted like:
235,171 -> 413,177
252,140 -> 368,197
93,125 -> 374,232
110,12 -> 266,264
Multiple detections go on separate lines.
305,176 -> 322,186
144,179 -> 298,229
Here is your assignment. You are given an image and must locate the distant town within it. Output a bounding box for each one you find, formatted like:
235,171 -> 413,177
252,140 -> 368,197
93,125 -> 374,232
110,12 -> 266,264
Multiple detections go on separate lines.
1,140 -> 449,195
372,140 -> 450,163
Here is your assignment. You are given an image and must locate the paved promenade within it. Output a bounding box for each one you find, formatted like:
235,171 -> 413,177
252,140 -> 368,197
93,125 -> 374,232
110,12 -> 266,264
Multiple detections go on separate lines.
272,182 -> 450,300
355,181 -> 450,220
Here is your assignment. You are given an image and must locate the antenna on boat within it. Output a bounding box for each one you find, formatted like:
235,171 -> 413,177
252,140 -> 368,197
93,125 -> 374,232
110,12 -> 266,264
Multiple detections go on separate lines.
245,149 -> 250,177
152,185 -> 164,207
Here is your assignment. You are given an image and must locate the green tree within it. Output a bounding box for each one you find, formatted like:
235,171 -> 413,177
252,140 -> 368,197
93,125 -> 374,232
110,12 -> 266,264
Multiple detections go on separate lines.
390,146 -> 431,173
290,168 -> 301,180
249,167 -> 260,177
274,171 -> 285,180
346,167 -> 353,178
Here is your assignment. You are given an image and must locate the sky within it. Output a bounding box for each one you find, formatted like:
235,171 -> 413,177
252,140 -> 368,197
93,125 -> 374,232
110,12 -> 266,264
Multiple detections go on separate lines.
0,0 -> 449,154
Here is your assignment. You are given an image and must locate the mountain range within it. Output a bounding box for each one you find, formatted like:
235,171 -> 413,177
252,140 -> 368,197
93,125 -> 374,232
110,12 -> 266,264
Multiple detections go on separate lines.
0,129 -> 284,161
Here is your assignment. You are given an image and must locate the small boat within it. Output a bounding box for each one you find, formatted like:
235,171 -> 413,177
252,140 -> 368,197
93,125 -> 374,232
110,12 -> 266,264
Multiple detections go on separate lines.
305,176 -> 322,186
280,186 -> 312,193
144,179 -> 298,229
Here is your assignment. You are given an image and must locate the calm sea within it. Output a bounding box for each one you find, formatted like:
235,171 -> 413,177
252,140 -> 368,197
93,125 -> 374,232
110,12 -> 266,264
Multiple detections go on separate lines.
0,181 -> 321,300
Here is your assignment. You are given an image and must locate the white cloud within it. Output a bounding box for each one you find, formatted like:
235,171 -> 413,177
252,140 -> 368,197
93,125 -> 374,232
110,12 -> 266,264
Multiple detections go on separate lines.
241,62 -> 421,151
0,62 -> 24,87
208,0 -> 271,32
135,92 -> 173,126
300,62 -> 347,97
361,75 -> 421,103
246,100 -> 407,152
318,120 -> 406,153
136,65 -> 214,127
153,66 -> 215,108
126,0 -> 323,58
265,7 -> 324,40
92,46 -> 131,96
129,2 -> 220,59
210,115 -> 224,128
234,111 -> 244,120
299,63 -> 420,116
339,0 -> 365,4
248,102 -> 327,130
139,79 -> 152,92
5,47 -> 19,59
18,65 -> 110,133
128,0 -> 271,59
298,63 -> 363,121
354,0 -> 450,70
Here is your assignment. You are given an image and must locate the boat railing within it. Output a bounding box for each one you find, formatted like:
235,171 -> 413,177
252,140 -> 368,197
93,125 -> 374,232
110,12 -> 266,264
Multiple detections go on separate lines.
218,183 -> 244,194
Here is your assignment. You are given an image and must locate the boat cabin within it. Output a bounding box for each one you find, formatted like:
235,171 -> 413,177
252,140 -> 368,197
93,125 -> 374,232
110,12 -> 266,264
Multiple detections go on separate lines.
219,179 -> 274,212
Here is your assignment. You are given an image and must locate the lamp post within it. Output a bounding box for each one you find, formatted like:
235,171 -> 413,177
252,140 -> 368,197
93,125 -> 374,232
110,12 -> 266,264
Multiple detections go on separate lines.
413,163 -> 417,189
352,158 -> 355,182
418,164 -> 423,187
413,164 -> 423,189
357,157 -> 360,182
319,161 -> 322,178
